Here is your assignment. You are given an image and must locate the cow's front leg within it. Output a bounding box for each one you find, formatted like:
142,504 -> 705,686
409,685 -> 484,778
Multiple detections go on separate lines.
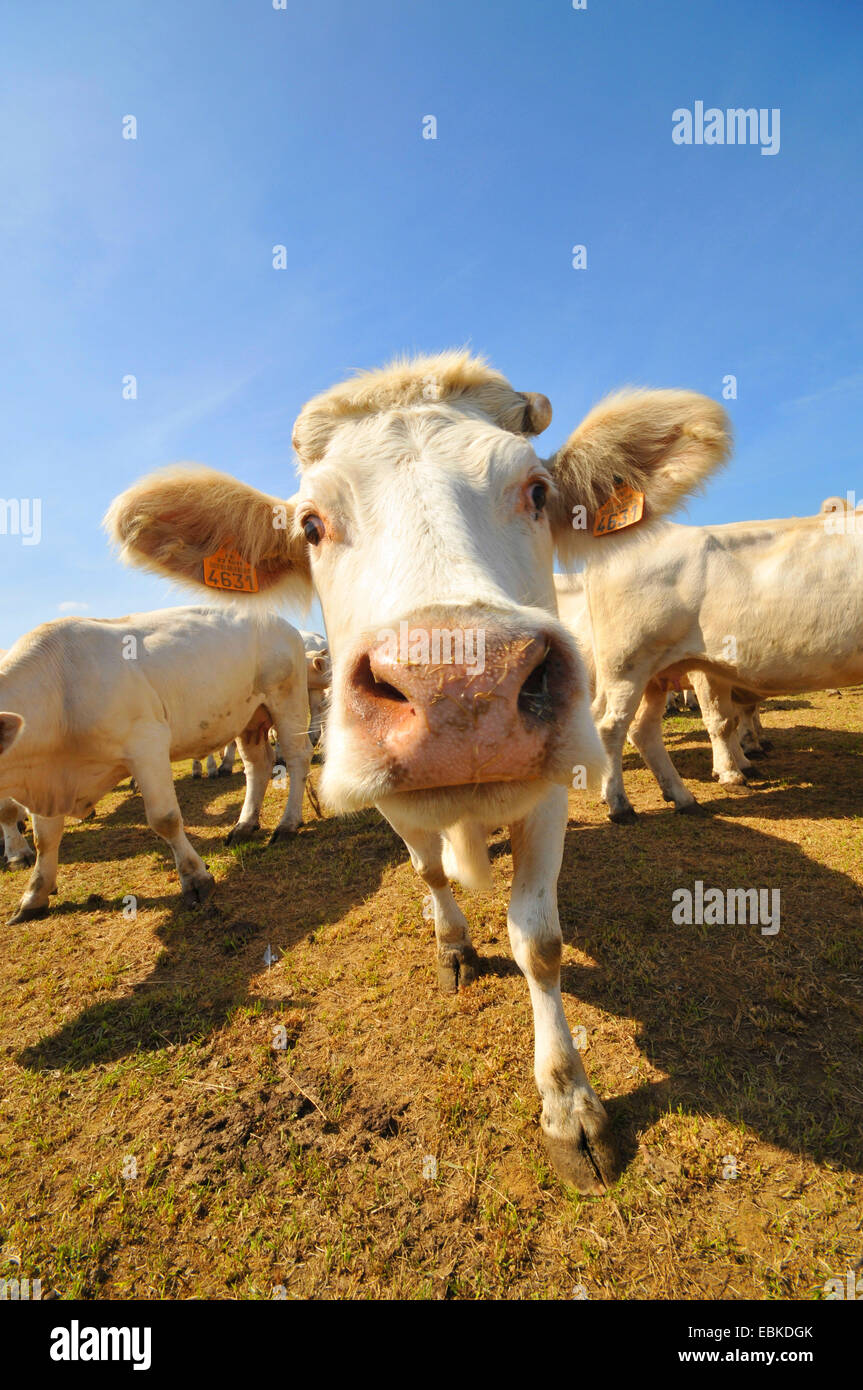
593,680 -> 645,823
690,673 -> 753,786
509,785 -> 617,1194
381,814 -> 479,993
8,813 -> 65,923
629,681 -> 699,812
131,751 -> 215,905
225,728 -> 272,844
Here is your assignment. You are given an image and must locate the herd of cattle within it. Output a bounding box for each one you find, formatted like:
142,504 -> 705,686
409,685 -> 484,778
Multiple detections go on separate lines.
0,350 -> 855,1192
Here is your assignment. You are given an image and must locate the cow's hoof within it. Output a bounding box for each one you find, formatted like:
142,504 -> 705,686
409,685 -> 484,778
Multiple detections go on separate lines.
7,850 -> 36,869
674,799 -> 702,815
543,1105 -> 617,1195
714,770 -> 747,786
760,740 -> 773,752
225,822 -> 260,847
181,871 -> 215,908
436,944 -> 480,994
192,769 -> 202,780
268,823 -> 300,846
746,746 -> 767,760
608,806 -> 637,825
8,902 -> 49,924
217,766 -> 233,778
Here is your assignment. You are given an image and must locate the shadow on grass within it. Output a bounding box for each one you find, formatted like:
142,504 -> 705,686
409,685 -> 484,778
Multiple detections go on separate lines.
623,723 -> 863,812
14,740 -> 863,1183
17,801 -> 405,1072
558,812 -> 863,1176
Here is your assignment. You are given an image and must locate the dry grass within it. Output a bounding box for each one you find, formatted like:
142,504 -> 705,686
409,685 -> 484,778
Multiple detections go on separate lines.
1,689 -> 862,1300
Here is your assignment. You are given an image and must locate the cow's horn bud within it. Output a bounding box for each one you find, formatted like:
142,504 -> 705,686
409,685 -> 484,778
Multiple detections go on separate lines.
521,392 -> 552,435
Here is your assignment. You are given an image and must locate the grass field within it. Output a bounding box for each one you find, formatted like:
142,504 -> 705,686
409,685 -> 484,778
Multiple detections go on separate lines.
1,689 -> 862,1300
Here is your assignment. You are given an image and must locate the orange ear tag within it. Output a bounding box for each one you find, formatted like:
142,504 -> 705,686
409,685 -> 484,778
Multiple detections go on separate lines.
593,484 -> 645,537
203,543 -> 259,594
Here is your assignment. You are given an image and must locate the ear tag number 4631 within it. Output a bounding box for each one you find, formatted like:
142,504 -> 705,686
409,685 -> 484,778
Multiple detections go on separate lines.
203,543 -> 259,594
593,485 -> 645,537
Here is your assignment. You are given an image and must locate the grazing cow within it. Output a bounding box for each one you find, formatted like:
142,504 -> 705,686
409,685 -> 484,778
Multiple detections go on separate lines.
0,608 -> 311,923
572,504 -> 860,820
664,685 -> 700,715
0,796 -> 34,867
106,350 -> 729,1191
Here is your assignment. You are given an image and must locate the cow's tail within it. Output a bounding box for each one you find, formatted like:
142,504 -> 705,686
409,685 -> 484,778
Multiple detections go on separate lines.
442,822 -> 493,892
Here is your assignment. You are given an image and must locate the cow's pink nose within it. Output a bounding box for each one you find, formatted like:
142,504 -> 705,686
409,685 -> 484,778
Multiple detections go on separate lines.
346,625 -> 575,790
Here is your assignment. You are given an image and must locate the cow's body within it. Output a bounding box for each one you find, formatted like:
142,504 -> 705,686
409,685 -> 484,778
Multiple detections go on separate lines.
555,574 -> 771,793
0,608 -> 311,920
105,351 -> 729,1191
577,512 -> 861,819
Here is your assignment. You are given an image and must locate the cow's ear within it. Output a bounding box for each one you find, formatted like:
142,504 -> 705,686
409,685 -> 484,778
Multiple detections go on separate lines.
547,389 -> 730,563
0,712 -> 23,755
105,466 -> 313,607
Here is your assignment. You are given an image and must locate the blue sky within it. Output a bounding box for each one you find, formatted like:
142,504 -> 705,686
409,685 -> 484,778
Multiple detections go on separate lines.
0,0 -> 860,648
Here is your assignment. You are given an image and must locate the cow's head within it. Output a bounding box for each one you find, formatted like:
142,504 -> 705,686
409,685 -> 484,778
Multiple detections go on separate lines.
106,352 -> 729,824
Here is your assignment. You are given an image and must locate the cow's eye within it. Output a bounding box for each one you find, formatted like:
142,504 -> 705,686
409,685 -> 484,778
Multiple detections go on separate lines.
528,482 -> 548,515
303,515 -> 325,546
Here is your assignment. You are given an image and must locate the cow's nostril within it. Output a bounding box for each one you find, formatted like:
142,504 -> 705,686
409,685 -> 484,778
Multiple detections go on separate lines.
518,651 -> 555,723
374,678 -> 409,703
355,654 -> 409,704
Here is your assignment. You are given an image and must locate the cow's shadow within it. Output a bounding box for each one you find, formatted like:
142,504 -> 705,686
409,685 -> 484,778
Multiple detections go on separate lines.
52,771 -> 268,868
554,815 -> 863,1177
627,722 -> 863,821
16,802 -> 406,1071
15,776 -> 863,1184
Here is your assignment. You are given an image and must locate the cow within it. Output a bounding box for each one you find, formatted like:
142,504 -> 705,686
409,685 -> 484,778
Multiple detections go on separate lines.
0,650 -> 33,867
0,608 -> 311,923
300,630 -> 331,746
105,350 -> 729,1191
554,576 -> 770,790
0,797 -> 34,867
271,631 -> 330,770
571,503 -> 860,820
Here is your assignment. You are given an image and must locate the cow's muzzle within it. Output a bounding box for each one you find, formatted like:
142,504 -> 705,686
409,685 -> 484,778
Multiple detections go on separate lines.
343,615 -> 577,791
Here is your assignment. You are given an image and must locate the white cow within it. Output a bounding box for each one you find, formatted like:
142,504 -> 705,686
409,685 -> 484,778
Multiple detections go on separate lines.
0,649 -> 33,866
0,796 -> 34,867
573,505 -> 862,820
0,608 -> 311,923
555,577 -> 770,788
106,350 -> 729,1191
300,630 -> 330,746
